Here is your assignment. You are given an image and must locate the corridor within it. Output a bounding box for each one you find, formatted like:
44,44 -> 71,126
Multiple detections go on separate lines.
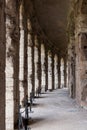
1,0 -> 87,129
30,89 -> 87,130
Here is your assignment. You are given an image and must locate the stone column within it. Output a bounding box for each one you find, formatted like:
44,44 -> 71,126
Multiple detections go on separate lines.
45,45 -> 48,91
67,44 -> 72,95
0,1 -> 5,130
41,44 -> 46,92
76,32 -> 87,105
19,4 -> 25,105
60,58 -> 64,88
23,15 -> 28,98
58,55 -> 61,89
48,50 -> 52,90
27,19 -> 33,97
6,0 -> 20,129
54,54 -> 58,89
64,57 -> 67,88
75,13 -> 87,106
34,35 -> 39,96
31,35 -> 35,97
52,51 -> 55,90
38,38 -> 42,93
68,38 -> 76,98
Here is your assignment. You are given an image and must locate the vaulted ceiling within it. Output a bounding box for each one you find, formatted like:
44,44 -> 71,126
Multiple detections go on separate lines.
33,0 -> 71,52
25,0 -> 71,53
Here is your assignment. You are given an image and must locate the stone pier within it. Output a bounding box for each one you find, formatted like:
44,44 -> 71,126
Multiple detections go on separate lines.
0,0 -> 5,130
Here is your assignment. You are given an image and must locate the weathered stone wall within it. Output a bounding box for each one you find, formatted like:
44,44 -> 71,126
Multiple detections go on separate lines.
68,0 -> 87,107
75,0 -> 87,106
68,37 -> 76,98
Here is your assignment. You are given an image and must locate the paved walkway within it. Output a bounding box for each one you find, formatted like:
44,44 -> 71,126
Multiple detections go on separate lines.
29,88 -> 87,130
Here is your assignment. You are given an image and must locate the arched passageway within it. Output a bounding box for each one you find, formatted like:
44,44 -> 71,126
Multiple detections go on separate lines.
0,0 -> 87,130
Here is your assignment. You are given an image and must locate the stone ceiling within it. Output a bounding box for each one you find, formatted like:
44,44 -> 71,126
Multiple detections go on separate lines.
32,0 -> 71,52
24,0 -> 71,53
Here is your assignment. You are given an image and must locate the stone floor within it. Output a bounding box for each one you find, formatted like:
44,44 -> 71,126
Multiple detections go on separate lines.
19,88 -> 87,130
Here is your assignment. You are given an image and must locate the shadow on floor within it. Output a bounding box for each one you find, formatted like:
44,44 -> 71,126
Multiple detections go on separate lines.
29,117 -> 45,125
34,96 -> 47,99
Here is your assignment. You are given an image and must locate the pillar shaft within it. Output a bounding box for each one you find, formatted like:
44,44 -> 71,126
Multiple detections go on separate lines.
54,55 -> 58,89
0,1 -> 5,130
58,55 -> 61,89
68,40 -> 76,98
6,0 -> 20,129
48,51 -> 52,90
27,19 -> 33,97
23,16 -> 28,98
38,39 -> 42,93
52,52 -> 55,90
31,35 -> 35,96
64,58 -> 67,88
19,4 -> 25,105
34,35 -> 39,96
61,58 -> 64,88
45,45 -> 48,91
41,44 -> 46,92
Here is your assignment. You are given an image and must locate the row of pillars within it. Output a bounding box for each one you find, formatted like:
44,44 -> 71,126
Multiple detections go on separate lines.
0,1 -> 67,130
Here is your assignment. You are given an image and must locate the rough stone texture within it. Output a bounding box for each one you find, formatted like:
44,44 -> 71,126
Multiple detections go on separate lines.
64,57 -> 67,88
75,32 -> 87,106
31,35 -> 35,96
67,0 -> 87,107
37,39 -> 42,93
1,0 -> 87,129
81,85 -> 87,101
27,18 -> 33,97
58,55 -> 61,89
68,38 -> 76,98
41,44 -> 46,91
52,51 -> 55,90
34,35 -> 39,95
48,51 -> 52,90
6,0 -> 20,129
45,45 -> 48,91
60,58 -> 64,88
23,15 -> 28,98
74,3 -> 87,106
19,4 -> 25,105
0,0 -> 5,130
54,54 -> 58,89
